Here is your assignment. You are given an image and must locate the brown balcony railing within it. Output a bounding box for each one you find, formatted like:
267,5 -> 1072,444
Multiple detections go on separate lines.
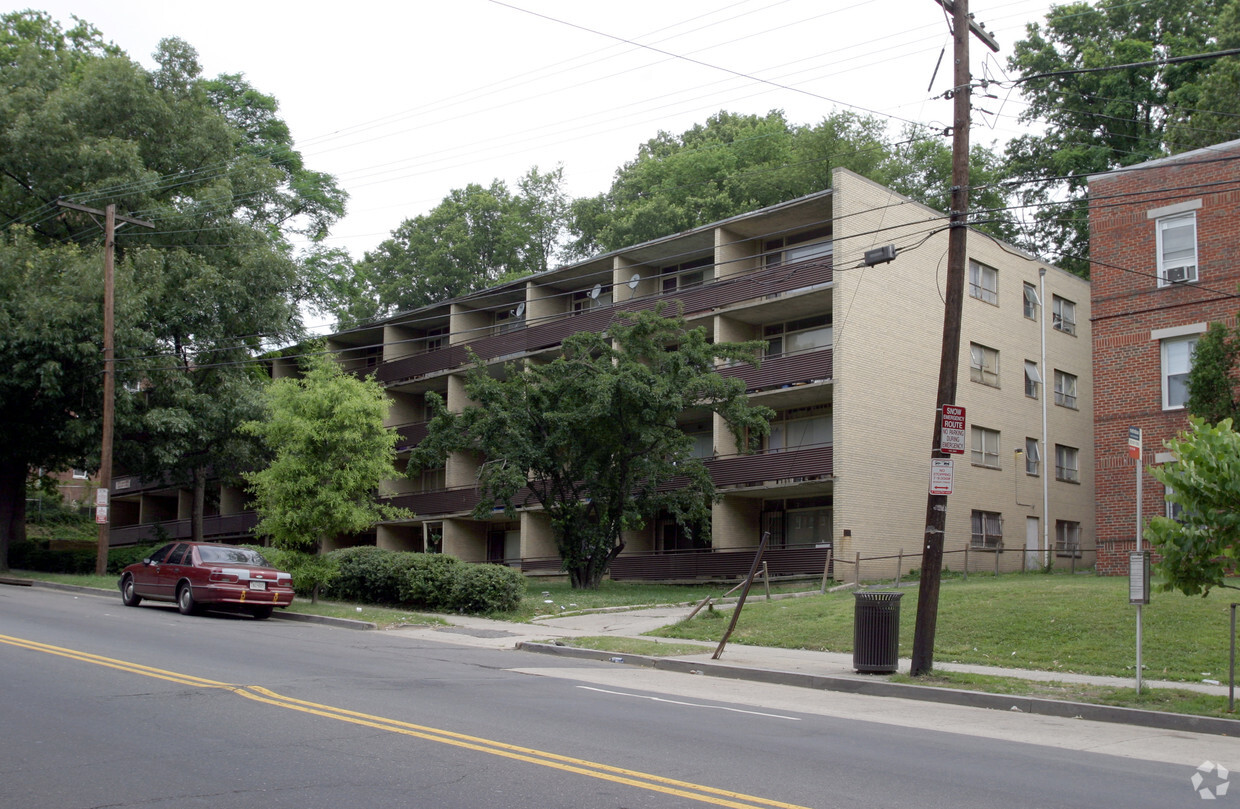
374,256 -> 833,385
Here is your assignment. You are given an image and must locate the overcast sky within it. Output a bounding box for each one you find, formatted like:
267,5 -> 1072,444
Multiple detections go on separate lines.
21,0 -> 1055,326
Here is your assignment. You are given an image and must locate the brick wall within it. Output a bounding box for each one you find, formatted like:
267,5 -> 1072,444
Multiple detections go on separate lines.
1096,538 -> 1162,576
1090,141 -> 1240,572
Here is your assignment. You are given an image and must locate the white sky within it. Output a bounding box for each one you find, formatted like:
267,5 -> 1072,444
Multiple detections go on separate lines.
19,0 -> 1056,328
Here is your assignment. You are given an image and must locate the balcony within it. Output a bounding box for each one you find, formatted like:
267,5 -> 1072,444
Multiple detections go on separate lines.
108,512 -> 260,547
373,256 -> 833,385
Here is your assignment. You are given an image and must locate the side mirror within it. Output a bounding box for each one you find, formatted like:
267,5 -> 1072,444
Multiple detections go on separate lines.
142,558 -> 152,566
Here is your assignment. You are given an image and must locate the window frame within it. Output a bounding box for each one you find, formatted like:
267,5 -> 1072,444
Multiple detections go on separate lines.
1053,370 -> 1078,409
968,260 -> 998,305
1161,335 -> 1198,410
1055,520 -> 1082,558
970,342 -> 1000,387
971,510 -> 1004,549
971,426 -> 1001,469
1052,295 -> 1076,336
1023,282 -> 1038,320
1025,437 -> 1040,476
1055,444 -> 1079,483
1156,211 -> 1198,287
1024,360 -> 1041,399
763,315 -> 832,358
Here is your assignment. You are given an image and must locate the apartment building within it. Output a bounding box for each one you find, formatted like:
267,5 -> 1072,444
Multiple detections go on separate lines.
1089,139 -> 1240,574
108,168 -> 1094,581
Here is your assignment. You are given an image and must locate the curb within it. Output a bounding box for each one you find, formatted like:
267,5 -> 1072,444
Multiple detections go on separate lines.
516,641 -> 1240,738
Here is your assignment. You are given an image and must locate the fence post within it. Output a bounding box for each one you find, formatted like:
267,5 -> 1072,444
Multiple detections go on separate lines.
855,552 -> 861,586
895,548 -> 904,586
994,547 -> 1001,576
762,561 -> 771,600
820,549 -> 833,593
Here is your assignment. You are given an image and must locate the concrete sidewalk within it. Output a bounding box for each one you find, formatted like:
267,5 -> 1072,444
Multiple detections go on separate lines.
386,601 -> 1240,737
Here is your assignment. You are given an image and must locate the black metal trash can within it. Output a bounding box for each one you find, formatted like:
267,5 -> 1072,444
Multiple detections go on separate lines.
853,591 -> 903,673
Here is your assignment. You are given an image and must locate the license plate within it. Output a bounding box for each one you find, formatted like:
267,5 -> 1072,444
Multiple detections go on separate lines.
249,581 -> 267,591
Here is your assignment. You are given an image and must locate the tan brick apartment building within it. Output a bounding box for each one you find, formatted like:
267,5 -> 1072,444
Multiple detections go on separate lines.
1089,138 -> 1240,574
108,168 -> 1093,581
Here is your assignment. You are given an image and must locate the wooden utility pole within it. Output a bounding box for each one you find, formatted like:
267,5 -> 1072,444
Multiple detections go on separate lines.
910,0 -> 998,677
56,201 -> 154,576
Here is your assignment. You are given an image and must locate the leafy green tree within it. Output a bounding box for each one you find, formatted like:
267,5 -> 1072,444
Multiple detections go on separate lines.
1005,0 -> 1223,275
242,352 -> 410,566
1146,417 -> 1240,595
1167,0 -> 1240,150
409,307 -> 772,589
0,232 -> 134,570
359,167 -> 570,316
1186,320 -> 1240,424
0,11 -> 345,558
567,110 -> 1014,257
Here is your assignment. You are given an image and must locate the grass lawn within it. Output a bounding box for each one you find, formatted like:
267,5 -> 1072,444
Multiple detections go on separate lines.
651,572 -> 1240,683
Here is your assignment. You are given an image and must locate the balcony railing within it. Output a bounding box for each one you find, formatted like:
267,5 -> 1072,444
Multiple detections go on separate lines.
375,256 -> 832,385
108,512 -> 260,547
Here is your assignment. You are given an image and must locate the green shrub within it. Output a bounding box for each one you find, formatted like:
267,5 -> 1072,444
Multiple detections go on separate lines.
445,563 -> 525,614
107,544 -> 162,575
326,546 -> 416,604
8,538 -> 97,574
397,553 -> 462,608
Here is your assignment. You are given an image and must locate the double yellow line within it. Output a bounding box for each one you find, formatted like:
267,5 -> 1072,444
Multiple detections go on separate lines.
0,633 -> 812,809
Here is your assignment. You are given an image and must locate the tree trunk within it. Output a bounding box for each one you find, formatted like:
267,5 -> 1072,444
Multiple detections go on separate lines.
0,458 -> 29,573
191,466 -> 206,543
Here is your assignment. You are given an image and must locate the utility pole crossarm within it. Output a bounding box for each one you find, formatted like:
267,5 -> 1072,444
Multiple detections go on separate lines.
932,0 -> 1001,52
55,199 -> 155,230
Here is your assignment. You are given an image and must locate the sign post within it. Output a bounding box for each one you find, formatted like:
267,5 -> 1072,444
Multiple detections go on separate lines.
1129,426 -> 1144,694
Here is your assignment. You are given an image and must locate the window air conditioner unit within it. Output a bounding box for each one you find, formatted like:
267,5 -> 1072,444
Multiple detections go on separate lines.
1166,265 -> 1195,283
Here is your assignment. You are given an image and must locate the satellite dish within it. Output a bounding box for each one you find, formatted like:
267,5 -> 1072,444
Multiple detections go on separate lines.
628,273 -> 641,290
589,283 -> 602,300
514,302 -> 525,317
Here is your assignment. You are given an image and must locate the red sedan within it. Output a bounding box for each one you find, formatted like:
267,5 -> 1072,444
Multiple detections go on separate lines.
118,542 -> 294,620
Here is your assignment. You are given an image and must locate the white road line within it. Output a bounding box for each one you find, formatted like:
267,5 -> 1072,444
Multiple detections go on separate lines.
577,685 -> 801,720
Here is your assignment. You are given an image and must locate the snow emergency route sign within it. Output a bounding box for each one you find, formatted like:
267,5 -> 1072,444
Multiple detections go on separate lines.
940,405 -> 966,454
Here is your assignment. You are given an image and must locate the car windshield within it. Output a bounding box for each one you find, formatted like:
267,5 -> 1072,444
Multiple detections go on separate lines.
197,546 -> 271,566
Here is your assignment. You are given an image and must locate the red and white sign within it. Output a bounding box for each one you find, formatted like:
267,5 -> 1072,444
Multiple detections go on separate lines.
929,458 -> 954,495
95,505 -> 108,525
940,405 -> 967,454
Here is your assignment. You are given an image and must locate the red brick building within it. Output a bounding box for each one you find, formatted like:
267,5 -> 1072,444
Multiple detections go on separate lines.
1089,138 -> 1240,574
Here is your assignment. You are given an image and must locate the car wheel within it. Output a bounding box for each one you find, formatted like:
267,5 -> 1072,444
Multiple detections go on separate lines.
120,575 -> 141,607
249,605 -> 274,620
177,583 -> 200,616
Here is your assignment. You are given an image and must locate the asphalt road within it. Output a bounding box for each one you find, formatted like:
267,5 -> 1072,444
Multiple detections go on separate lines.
1,586 -> 1235,809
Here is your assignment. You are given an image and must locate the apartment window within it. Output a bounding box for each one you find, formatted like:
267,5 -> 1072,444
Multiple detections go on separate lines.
1053,370 -> 1078,409
971,426 -> 1000,468
1024,360 -> 1041,399
494,306 -> 524,334
970,343 -> 1000,387
1055,520 -> 1081,558
1162,335 -> 1197,410
969,260 -> 998,305
72,469 -> 89,480
572,285 -> 612,312
971,510 -> 1003,549
765,226 -> 832,268
415,466 -> 446,493
1052,295 -> 1076,335
1165,484 -> 1185,522
1025,438 -> 1040,475
1023,282 -> 1038,320
767,405 -> 833,452
764,315 -> 832,358
661,257 -> 714,292
1055,444 -> 1079,483
682,420 -> 713,459
423,325 -> 448,352
1157,212 -> 1198,286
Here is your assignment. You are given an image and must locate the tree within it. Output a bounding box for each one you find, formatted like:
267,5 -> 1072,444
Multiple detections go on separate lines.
1146,417 -> 1240,595
1005,0 -> 1223,275
409,307 -> 772,589
0,11 -> 345,559
1186,320 -> 1240,425
358,168 -> 570,317
1166,0 -> 1240,150
566,110 -> 1014,258
242,352 -> 410,562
